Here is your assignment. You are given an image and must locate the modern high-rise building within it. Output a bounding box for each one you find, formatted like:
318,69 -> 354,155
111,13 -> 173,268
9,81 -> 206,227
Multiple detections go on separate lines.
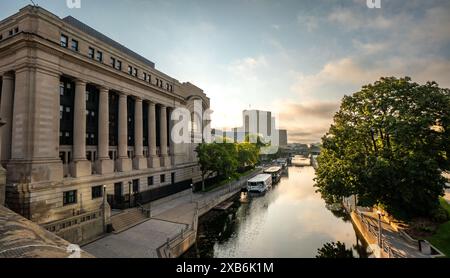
0,5 -> 209,241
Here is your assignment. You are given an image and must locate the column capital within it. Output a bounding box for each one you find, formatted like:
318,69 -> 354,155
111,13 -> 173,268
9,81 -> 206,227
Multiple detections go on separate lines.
1,72 -> 14,80
160,104 -> 167,109
99,86 -> 109,93
75,79 -> 87,86
134,97 -> 143,102
118,92 -> 128,98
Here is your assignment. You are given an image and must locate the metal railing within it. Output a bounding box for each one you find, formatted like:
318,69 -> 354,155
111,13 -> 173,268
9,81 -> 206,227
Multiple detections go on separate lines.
356,210 -> 403,258
42,209 -> 102,233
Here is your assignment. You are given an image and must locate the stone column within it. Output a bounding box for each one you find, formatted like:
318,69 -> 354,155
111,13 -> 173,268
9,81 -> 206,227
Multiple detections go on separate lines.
160,105 -> 170,167
71,79 -> 91,177
95,87 -> 113,174
0,72 -> 14,165
148,102 -> 159,168
117,93 -> 131,171
133,97 -> 146,169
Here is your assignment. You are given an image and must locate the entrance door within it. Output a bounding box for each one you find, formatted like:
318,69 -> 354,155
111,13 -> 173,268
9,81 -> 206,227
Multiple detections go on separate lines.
114,182 -> 122,204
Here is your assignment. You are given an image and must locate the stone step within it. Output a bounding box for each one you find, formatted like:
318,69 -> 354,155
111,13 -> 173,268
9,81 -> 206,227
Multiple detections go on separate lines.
111,208 -> 149,233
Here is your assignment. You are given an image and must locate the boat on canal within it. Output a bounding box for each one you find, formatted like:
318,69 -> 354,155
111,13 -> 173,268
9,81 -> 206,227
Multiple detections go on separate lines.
263,166 -> 282,184
247,174 -> 272,193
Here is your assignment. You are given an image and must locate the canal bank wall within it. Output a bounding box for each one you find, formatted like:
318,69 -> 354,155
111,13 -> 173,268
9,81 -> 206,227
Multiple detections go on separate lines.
157,169 -> 262,258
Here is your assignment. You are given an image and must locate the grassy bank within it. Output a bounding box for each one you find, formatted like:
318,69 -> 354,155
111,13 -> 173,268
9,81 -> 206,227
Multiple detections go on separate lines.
202,168 -> 257,193
425,198 -> 450,257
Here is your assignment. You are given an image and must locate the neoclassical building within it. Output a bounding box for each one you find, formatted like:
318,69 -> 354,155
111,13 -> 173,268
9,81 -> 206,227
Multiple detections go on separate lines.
0,5 -> 209,229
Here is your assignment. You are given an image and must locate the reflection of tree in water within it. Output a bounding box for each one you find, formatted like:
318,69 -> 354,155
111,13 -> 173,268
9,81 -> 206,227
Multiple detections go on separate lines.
328,207 -> 351,222
316,241 -> 354,258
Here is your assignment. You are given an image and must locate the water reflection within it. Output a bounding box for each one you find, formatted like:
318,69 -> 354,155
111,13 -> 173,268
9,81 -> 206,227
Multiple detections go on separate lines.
183,167 -> 370,258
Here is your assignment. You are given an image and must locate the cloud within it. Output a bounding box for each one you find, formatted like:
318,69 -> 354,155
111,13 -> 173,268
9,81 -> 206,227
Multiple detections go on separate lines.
275,101 -> 340,143
298,15 -> 319,32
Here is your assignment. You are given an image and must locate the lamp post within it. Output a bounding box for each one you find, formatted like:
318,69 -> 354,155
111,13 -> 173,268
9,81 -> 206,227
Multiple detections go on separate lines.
190,183 -> 194,203
377,210 -> 383,248
128,181 -> 132,208
102,185 -> 107,232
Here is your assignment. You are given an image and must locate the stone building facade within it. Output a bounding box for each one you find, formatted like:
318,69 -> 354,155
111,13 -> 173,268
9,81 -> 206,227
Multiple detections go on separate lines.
0,5 -> 209,226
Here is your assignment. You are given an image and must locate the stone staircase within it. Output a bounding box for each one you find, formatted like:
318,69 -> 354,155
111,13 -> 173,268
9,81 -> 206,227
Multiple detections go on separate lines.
111,208 -> 149,234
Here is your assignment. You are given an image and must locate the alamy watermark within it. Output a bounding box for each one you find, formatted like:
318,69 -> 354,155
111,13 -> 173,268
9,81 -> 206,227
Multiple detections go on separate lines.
367,0 -> 381,9
66,0 -> 81,9
170,100 -> 280,154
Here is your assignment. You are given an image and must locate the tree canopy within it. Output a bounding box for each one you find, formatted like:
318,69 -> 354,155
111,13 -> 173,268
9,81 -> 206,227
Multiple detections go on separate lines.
315,77 -> 450,219
195,138 -> 261,191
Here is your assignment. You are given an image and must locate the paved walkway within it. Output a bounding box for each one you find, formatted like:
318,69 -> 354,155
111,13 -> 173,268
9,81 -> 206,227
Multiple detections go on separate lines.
83,170 -> 260,258
360,211 -> 428,258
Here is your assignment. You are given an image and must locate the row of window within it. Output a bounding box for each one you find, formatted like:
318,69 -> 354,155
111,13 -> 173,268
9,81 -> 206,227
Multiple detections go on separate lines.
62,174 -> 173,206
0,26 -> 19,41
59,33 -> 174,93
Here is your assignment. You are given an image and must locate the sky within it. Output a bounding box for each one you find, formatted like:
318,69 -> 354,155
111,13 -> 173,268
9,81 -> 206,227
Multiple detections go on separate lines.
1,0 -> 449,143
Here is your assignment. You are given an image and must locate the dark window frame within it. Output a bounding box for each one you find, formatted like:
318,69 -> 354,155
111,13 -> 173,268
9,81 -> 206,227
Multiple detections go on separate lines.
88,47 -> 95,59
91,185 -> 103,199
96,51 -> 103,62
71,39 -> 79,52
63,190 -> 77,206
160,174 -> 165,183
148,176 -> 153,186
60,34 -> 68,48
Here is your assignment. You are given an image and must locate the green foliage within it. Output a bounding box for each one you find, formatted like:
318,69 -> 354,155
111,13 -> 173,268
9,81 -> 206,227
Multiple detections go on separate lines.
315,77 -> 450,219
426,221 -> 450,257
316,241 -> 354,258
195,138 -> 261,191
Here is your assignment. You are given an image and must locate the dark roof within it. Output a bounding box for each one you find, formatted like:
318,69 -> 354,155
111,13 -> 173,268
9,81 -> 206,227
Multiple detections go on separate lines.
62,16 -> 155,69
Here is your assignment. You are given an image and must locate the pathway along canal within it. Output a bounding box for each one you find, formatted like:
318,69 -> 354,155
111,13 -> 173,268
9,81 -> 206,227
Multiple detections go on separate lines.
183,166 -> 371,258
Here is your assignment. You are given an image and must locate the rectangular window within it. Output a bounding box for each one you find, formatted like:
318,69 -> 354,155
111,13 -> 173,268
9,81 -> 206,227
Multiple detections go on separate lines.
160,174 -> 165,183
71,39 -> 79,51
96,51 -> 103,62
143,72 -> 147,81
9,30 -> 13,36
0,34 -> 3,40
88,47 -> 95,59
60,34 -> 68,47
133,68 -> 138,77
111,57 -> 116,67
63,190 -> 77,206
128,66 -> 133,75
116,60 -> 122,70
148,176 -> 153,186
91,185 -> 103,199
14,27 -> 19,33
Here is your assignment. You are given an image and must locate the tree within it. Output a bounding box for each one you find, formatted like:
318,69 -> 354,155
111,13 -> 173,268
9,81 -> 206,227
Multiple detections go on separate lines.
236,142 -> 259,171
315,77 -> 450,219
316,241 -> 354,258
195,141 -> 238,191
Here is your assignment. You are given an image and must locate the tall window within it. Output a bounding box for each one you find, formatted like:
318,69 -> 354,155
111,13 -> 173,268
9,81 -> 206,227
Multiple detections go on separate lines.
86,85 -> 99,146
111,57 -> 116,68
109,92 -> 119,146
116,60 -> 122,71
127,97 -> 135,146
148,176 -> 153,186
96,51 -> 103,62
133,68 -> 138,77
60,34 -> 68,47
60,77 -> 75,146
160,174 -> 165,183
71,39 -> 79,51
143,73 -> 147,82
63,190 -> 77,206
88,47 -> 95,59
128,66 -> 133,75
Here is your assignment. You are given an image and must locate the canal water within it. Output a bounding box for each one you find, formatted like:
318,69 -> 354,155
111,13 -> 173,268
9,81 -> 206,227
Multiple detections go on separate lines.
183,166 -> 370,258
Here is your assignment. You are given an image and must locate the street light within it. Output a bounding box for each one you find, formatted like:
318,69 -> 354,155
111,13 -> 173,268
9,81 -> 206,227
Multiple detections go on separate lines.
377,210 -> 384,248
190,183 -> 194,202
128,181 -> 132,208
